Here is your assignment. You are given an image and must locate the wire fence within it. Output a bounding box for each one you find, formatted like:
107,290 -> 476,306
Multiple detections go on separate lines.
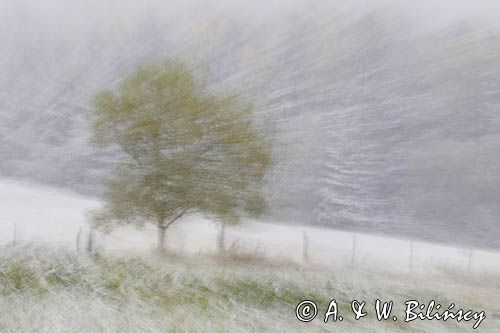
3,220 -> 500,274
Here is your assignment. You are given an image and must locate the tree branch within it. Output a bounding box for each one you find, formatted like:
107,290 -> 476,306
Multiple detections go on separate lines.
162,206 -> 193,230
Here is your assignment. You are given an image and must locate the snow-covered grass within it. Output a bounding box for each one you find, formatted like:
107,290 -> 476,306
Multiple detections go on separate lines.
1,180 -> 499,331
0,244 -> 499,332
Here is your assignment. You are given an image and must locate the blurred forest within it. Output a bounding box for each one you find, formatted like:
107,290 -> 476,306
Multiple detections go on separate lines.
1,0 -> 499,247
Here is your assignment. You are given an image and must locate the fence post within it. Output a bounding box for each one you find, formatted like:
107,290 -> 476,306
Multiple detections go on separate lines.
467,248 -> 473,272
12,222 -> 17,246
76,228 -> 82,253
86,228 -> 94,254
351,234 -> 357,266
409,239 -> 414,271
302,231 -> 309,263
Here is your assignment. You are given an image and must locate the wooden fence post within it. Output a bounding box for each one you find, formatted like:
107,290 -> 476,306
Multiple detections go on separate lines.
76,228 -> 82,253
409,239 -> 414,270
86,228 -> 94,254
351,234 -> 357,266
302,231 -> 309,262
467,248 -> 473,272
12,222 -> 17,246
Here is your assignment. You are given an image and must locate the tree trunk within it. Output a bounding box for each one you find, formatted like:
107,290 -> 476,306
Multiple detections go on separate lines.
155,211 -> 188,252
217,223 -> 226,254
157,225 -> 167,251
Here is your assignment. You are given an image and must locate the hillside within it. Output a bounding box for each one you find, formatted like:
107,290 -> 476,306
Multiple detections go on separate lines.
1,0 -> 500,247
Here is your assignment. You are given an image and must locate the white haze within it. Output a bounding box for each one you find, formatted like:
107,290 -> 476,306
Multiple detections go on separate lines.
2,179 -> 499,274
1,0 -> 500,248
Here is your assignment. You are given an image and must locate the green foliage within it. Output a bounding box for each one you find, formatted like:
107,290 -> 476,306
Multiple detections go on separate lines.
2,246 -> 498,332
0,264 -> 43,294
87,60 -> 271,245
0,250 -> 329,310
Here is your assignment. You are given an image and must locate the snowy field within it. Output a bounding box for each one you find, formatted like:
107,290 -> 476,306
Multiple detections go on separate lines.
1,179 -> 499,332
1,179 -> 499,274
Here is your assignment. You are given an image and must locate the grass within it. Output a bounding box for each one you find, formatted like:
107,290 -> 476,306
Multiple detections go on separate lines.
0,244 -> 498,332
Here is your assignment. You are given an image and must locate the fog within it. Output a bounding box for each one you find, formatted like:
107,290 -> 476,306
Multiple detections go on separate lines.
3,179 -> 499,274
1,0 -> 500,248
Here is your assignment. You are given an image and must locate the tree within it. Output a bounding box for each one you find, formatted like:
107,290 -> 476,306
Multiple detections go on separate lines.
87,60 -> 270,251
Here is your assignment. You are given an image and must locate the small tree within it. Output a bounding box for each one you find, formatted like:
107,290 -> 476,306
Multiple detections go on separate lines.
87,61 -> 270,251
